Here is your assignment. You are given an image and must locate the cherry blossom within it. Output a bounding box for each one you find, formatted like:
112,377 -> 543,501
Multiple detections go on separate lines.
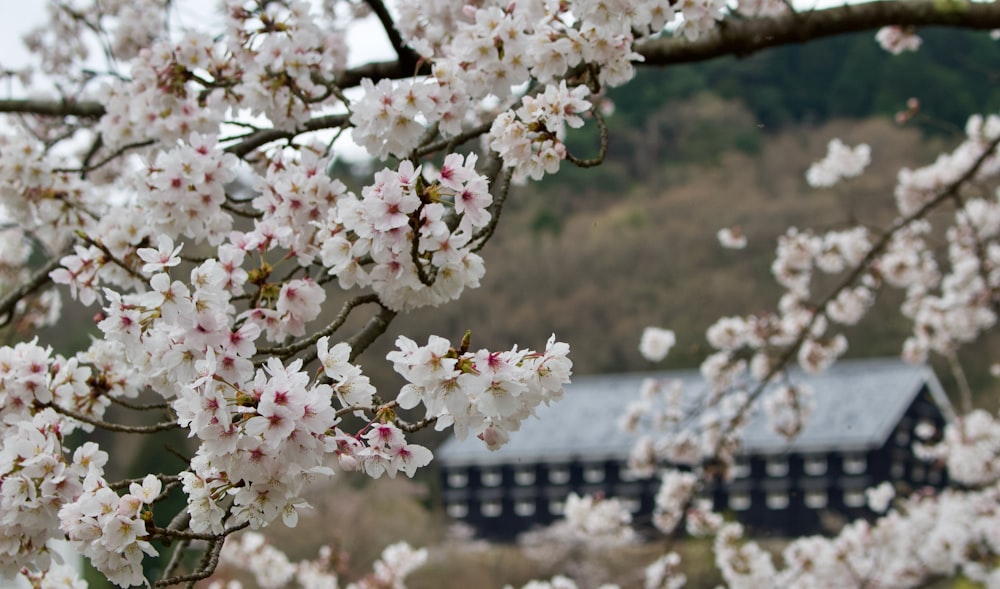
0,0 -> 998,587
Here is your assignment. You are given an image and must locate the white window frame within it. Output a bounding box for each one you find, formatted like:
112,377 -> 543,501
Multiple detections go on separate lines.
481,468 -> 503,487
766,457 -> 789,477
842,453 -> 867,475
549,499 -> 565,515
548,465 -> 571,485
481,499 -> 503,517
766,491 -> 789,510
514,467 -> 536,486
804,489 -> 827,509
514,499 -> 536,517
583,464 -> 605,483
619,496 -> 642,514
843,489 -> 866,508
803,455 -> 827,476
895,428 -> 911,445
729,492 -> 751,511
447,470 -> 468,488
731,457 -> 751,479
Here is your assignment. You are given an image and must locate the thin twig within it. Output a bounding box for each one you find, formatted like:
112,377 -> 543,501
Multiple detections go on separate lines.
47,403 -> 179,434
0,254 -> 65,328
109,397 -> 170,411
256,293 -> 382,361
346,304 -> 397,361
565,107 -> 609,168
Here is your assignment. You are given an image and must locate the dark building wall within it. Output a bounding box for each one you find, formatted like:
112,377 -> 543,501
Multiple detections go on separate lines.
440,386 -> 951,541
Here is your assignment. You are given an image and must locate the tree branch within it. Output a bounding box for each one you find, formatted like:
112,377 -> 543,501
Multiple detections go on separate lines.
256,293 -> 382,361
346,304 -> 397,362
637,0 -> 1000,66
46,403 -> 180,434
364,0 -> 421,68
0,254 -> 65,328
223,114 -> 350,157
0,98 -> 105,118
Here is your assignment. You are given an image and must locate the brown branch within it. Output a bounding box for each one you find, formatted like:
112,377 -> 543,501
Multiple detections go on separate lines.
53,139 -> 155,176
413,120 -> 493,159
149,521 -> 249,542
565,107 -> 609,169
346,304 -> 397,361
0,98 -> 105,118
256,293 -> 382,361
108,474 -> 182,492
0,253 -> 64,328
337,59 -> 431,90
637,0 -> 1000,66
223,113 -> 350,157
47,402 -> 180,434
472,166 -> 513,253
109,396 -> 170,411
365,0 -> 421,68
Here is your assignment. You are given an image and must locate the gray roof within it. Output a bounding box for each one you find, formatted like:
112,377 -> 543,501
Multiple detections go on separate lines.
435,357 -> 954,466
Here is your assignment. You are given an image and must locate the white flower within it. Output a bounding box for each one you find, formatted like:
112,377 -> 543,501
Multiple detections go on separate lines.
806,139 -> 871,187
876,26 -> 922,55
640,327 -> 676,362
866,482 -> 895,513
717,226 -> 747,249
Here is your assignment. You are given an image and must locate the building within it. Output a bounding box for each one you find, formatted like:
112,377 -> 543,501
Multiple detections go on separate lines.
435,358 -> 954,540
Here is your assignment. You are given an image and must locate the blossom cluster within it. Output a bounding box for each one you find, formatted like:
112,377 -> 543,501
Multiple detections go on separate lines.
805,139 -> 871,188
876,25 -> 923,55
0,409 -> 102,578
489,82 -> 593,182
59,475 -> 162,587
387,333 -> 572,450
312,156 -> 492,311
211,533 -> 425,589
562,493 -> 635,544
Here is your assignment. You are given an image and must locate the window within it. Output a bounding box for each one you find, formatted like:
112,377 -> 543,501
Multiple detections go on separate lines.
804,489 -> 827,509
928,467 -> 942,485
803,455 -> 827,476
481,500 -> 503,517
729,492 -> 751,511
481,468 -> 502,487
843,489 -> 866,508
446,502 -> 468,518
842,454 -> 866,475
916,419 -> 937,440
514,499 -> 536,517
548,465 -> 571,485
549,499 -> 565,515
619,468 -> 641,482
912,464 -> 926,482
895,428 -> 911,446
766,457 -> 788,477
890,461 -> 905,479
766,491 -> 789,510
447,470 -> 468,488
583,464 -> 605,483
618,496 -> 642,514
514,467 -> 536,486
731,458 -> 751,479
